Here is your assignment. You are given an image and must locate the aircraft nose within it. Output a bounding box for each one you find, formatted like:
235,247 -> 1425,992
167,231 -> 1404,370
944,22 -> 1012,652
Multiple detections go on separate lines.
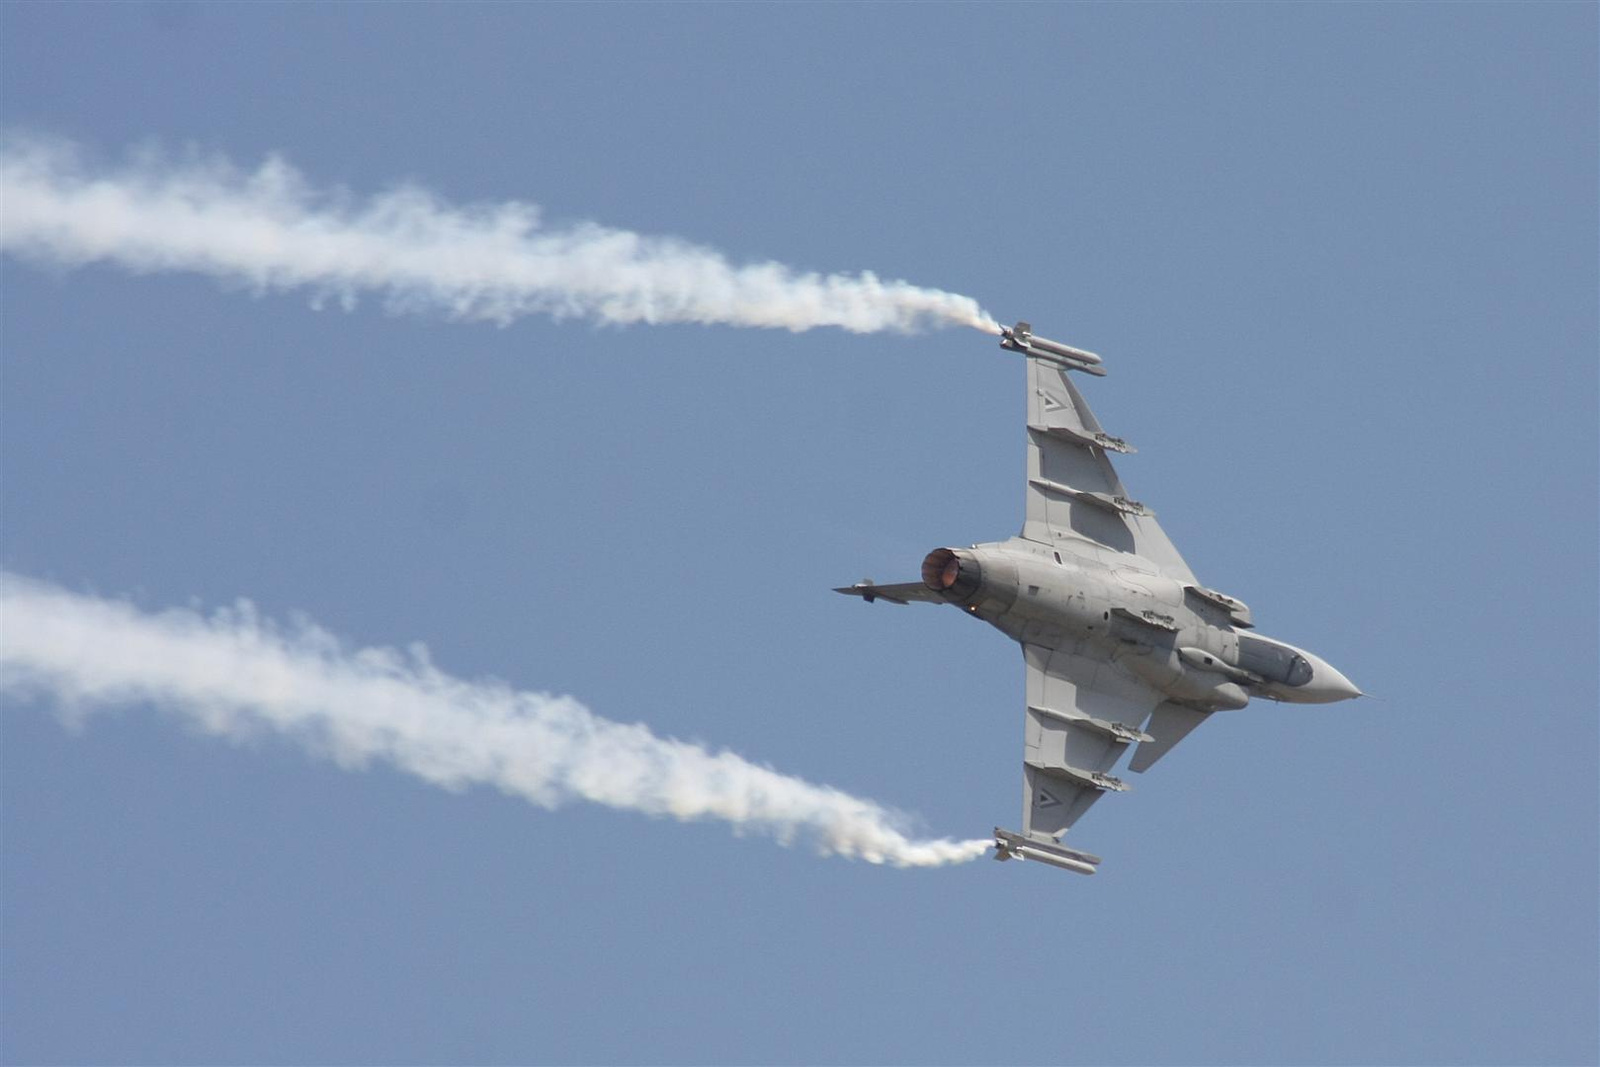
1305,654 -> 1362,703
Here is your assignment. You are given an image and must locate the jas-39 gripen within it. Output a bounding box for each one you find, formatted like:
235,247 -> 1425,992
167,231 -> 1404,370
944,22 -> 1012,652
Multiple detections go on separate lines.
837,323 -> 1361,875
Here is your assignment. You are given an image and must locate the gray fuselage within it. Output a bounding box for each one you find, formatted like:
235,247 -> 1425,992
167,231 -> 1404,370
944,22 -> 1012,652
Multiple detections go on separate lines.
922,537 -> 1360,710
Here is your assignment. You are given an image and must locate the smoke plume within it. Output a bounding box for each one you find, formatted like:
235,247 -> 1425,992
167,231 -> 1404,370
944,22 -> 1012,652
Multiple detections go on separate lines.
0,137 -> 997,335
0,573 -> 991,868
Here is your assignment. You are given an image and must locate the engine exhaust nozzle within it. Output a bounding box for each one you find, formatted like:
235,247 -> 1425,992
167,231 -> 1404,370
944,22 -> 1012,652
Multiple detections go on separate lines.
921,547 -> 983,602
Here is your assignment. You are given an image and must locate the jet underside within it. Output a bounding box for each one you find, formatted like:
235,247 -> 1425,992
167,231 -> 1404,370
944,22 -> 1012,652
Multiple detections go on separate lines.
836,323 -> 1360,875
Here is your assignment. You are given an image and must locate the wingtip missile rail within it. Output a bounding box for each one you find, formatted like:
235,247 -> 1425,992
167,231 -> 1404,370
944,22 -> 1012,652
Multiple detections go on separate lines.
998,321 -> 1107,376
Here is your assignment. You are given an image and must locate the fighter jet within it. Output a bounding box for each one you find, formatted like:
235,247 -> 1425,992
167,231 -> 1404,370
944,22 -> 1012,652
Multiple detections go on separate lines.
835,323 -> 1360,875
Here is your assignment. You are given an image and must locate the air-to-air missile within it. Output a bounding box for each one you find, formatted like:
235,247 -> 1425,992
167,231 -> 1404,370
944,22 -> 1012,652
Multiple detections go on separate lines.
992,828 -> 1102,875
998,320 -> 1106,376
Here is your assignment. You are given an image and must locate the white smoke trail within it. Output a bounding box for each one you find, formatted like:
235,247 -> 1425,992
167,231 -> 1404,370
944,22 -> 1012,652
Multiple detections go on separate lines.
0,136 -> 998,335
0,573 -> 991,868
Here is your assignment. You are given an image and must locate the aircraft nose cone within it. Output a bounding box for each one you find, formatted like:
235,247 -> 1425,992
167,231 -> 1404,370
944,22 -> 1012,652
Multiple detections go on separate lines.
1324,667 -> 1362,700
1306,654 -> 1362,703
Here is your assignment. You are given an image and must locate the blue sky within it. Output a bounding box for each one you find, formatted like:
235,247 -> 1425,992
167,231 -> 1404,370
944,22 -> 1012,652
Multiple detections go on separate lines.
2,4 -> 1595,1065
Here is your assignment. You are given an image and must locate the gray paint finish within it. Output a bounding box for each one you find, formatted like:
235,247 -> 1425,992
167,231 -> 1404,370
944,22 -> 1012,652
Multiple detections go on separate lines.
837,325 -> 1361,874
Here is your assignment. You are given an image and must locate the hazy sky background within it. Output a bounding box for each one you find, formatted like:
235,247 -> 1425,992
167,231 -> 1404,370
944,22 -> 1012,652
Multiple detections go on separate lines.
2,4 -> 1595,1065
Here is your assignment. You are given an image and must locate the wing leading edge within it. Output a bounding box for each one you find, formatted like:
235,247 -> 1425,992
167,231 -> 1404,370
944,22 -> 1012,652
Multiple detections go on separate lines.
1023,355 -> 1195,584
1018,644 -> 1160,839
1000,644 -> 1210,874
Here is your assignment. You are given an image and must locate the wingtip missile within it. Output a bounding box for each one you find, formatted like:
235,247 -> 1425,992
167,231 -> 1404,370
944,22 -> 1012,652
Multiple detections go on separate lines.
998,321 -> 1106,375
993,827 -> 1100,875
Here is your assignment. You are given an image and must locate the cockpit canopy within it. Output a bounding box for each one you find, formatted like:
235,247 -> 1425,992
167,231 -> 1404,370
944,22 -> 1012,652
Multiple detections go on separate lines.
1237,634 -> 1314,687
